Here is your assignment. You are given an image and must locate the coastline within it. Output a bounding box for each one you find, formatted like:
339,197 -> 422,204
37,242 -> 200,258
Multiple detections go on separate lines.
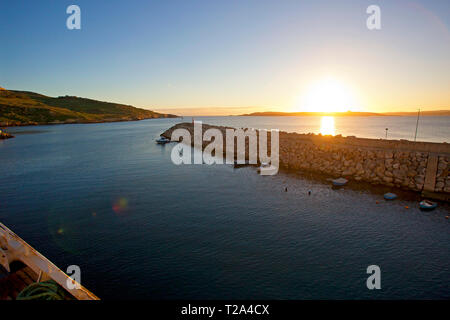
0,115 -> 179,128
0,88 -> 179,128
0,131 -> 13,139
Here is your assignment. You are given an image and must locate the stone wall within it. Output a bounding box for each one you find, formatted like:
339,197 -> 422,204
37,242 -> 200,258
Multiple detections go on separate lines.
162,123 -> 450,199
279,136 -> 449,194
435,156 -> 449,193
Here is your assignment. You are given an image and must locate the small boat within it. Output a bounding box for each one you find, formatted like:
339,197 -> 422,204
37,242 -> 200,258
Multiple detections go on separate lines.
419,200 -> 437,211
0,223 -> 99,300
384,192 -> 397,200
257,162 -> 270,173
233,160 -> 253,168
331,177 -> 348,186
156,136 -> 170,144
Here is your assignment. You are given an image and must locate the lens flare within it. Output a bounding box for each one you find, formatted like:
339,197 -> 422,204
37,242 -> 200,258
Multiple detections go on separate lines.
113,197 -> 129,214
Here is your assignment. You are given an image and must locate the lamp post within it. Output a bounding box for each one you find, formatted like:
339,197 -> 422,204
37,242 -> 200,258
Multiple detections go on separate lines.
414,109 -> 420,142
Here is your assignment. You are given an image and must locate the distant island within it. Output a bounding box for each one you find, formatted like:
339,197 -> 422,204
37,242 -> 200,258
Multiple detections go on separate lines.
0,87 -> 178,127
382,110 -> 450,116
240,110 -> 450,117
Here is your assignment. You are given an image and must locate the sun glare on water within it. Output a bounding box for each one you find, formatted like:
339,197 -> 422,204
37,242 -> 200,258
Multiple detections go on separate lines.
320,116 -> 335,136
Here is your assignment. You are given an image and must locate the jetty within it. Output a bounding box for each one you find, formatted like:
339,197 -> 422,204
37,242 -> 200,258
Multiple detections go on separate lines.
162,123 -> 450,201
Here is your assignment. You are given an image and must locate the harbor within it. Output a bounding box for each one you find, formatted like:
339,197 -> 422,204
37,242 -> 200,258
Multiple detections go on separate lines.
162,122 -> 450,202
0,119 -> 448,299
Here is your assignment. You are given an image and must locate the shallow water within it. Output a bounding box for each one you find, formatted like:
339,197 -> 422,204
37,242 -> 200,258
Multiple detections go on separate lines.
0,118 -> 449,299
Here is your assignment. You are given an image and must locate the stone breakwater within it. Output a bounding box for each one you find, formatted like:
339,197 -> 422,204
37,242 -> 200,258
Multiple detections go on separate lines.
162,123 -> 450,200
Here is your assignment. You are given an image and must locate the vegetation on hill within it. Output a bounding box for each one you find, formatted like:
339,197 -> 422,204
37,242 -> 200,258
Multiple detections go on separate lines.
0,88 -> 177,126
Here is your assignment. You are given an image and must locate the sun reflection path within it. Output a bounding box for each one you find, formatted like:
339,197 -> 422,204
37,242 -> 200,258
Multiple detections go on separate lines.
320,116 -> 335,136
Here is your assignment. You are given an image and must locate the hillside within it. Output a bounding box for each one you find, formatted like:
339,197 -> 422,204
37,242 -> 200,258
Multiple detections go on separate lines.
0,88 -> 177,126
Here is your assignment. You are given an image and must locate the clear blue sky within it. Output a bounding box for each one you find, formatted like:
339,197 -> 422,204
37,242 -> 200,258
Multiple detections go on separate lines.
1,0 -> 449,114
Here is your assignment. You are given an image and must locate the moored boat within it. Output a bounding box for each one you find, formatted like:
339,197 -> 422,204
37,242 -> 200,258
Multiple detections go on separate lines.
257,162 -> 270,173
331,177 -> 348,186
384,192 -> 398,200
156,136 -> 170,144
419,200 -> 437,211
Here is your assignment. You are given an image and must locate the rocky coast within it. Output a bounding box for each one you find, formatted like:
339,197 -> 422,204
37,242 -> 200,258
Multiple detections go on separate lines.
0,130 -> 13,139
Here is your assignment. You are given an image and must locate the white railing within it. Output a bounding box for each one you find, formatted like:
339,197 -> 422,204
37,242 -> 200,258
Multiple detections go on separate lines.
0,223 -> 99,300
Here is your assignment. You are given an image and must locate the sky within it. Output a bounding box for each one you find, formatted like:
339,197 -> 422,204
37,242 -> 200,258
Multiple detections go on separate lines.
0,0 -> 449,115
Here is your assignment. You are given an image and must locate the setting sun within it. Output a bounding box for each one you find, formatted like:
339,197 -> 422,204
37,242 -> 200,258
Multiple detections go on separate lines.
298,78 -> 357,113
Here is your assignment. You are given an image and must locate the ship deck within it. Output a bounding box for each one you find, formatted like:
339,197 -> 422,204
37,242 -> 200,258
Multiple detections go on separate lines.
0,263 -> 39,300
1,222 -> 98,300
0,262 -> 77,300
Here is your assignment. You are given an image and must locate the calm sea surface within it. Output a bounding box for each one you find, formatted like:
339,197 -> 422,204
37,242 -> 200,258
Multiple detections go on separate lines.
192,115 -> 450,143
1,116 -> 449,299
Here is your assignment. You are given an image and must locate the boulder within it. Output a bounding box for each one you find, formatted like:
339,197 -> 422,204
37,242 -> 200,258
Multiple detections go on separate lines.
385,151 -> 393,159
383,176 -> 394,183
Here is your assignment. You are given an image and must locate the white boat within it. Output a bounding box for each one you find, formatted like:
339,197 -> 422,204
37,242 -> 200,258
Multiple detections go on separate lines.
331,177 -> 348,186
0,223 -> 99,300
419,200 -> 437,211
156,136 -> 170,144
257,162 -> 270,173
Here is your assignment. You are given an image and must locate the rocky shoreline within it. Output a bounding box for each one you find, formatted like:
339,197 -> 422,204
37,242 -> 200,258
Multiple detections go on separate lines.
0,131 -> 14,139
0,116 -> 178,128
162,123 -> 450,201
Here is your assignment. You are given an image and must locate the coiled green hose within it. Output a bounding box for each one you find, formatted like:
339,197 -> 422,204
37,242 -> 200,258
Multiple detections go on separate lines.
17,280 -> 68,300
